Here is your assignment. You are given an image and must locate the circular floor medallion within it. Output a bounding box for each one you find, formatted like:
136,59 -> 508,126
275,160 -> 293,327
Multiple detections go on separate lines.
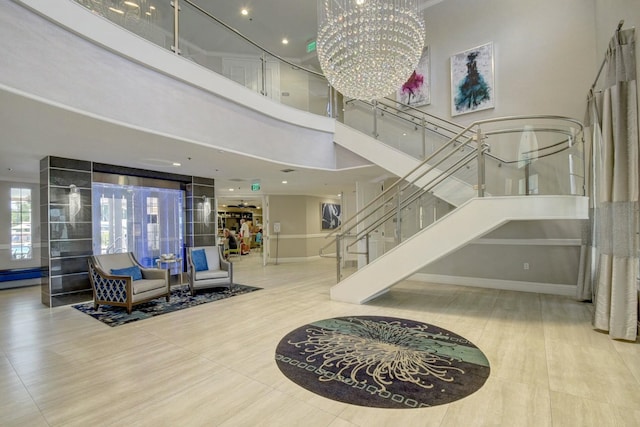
275,315 -> 490,408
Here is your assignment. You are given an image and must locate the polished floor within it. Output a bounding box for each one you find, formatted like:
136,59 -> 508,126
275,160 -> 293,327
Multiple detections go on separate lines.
1,254 -> 639,426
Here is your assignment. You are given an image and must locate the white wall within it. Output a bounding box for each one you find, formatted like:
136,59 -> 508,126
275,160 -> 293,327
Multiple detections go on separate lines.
423,0 -> 597,123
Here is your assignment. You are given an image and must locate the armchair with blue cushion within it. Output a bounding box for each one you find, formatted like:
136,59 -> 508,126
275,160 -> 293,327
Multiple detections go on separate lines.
187,246 -> 233,296
88,252 -> 170,313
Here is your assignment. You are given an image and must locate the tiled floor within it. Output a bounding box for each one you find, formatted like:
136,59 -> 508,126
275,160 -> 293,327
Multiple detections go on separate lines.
1,254 -> 639,426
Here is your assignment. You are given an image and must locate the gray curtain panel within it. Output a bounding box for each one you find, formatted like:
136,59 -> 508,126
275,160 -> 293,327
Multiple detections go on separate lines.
582,28 -> 639,341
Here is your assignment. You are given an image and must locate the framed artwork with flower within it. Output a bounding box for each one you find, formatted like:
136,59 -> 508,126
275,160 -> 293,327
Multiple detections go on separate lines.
450,42 -> 495,116
397,46 -> 430,108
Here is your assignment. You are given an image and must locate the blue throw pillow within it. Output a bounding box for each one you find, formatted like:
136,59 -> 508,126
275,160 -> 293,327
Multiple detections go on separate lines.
192,249 -> 209,272
111,265 -> 143,281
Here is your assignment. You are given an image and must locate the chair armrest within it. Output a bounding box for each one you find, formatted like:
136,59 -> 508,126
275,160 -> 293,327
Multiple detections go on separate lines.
220,257 -> 230,272
141,268 -> 167,281
88,262 -> 133,302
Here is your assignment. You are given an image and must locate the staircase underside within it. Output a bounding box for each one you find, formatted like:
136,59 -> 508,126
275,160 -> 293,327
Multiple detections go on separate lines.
330,195 -> 589,304
334,122 -> 475,207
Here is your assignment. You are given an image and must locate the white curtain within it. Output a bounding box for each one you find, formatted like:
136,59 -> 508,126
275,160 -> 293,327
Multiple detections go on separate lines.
582,28 -> 638,341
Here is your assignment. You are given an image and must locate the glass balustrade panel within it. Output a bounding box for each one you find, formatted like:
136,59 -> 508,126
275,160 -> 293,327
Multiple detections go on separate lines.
73,0 -> 172,50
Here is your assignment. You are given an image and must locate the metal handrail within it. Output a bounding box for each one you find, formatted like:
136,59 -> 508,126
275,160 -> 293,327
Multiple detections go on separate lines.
346,98 -> 476,147
344,148 -> 481,253
347,96 -> 475,139
346,99 -> 582,166
324,122 -> 478,244
319,114 -> 585,260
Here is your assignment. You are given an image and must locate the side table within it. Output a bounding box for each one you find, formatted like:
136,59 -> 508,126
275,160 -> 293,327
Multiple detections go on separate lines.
156,257 -> 184,285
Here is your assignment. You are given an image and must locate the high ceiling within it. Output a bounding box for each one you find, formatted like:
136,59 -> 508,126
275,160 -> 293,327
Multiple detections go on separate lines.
0,0 -> 442,209
184,0 -> 322,68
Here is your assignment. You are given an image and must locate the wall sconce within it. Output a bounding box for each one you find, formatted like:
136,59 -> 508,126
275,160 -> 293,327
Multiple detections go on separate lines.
69,184 -> 81,225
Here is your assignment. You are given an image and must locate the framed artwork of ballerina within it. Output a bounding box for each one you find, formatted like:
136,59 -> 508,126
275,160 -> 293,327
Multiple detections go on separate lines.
450,42 -> 495,116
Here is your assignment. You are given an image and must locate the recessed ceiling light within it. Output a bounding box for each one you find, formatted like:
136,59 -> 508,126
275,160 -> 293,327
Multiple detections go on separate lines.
241,8 -> 248,16
282,38 -> 289,45
149,6 -> 155,10
228,188 -> 234,192
282,180 -> 288,184
172,162 -> 181,167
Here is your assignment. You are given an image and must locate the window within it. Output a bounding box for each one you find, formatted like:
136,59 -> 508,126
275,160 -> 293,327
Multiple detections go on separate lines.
10,188 -> 32,260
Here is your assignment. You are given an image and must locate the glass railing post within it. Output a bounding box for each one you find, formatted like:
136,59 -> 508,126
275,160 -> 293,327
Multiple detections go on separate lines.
334,89 -> 345,122
260,54 -> 267,96
171,0 -> 181,55
421,117 -> 427,160
336,234 -> 342,282
477,127 -> 486,197
581,134 -> 587,196
372,101 -> 379,139
365,233 -> 370,265
396,187 -> 402,243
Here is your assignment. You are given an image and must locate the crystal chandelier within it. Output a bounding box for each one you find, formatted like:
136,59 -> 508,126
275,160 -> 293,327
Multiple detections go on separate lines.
317,0 -> 425,101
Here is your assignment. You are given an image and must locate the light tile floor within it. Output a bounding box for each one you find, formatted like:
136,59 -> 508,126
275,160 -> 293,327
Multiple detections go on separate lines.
1,254 -> 639,426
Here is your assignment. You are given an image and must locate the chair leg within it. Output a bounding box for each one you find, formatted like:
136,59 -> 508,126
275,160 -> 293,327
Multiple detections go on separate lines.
94,302 -> 99,310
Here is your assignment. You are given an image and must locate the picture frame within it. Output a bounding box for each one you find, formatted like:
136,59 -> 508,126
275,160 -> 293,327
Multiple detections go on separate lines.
450,42 -> 495,116
321,203 -> 341,230
397,46 -> 431,108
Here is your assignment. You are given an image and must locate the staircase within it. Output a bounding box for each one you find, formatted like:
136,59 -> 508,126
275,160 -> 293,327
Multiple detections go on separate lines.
330,195 -> 588,303
334,122 -> 475,207
325,113 -> 587,303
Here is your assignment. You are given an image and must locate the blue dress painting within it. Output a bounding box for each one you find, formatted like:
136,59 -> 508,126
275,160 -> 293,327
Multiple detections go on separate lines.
455,52 -> 490,111
451,43 -> 494,116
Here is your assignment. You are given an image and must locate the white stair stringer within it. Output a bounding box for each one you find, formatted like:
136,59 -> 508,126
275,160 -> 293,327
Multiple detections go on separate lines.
330,195 -> 589,304
334,122 -> 475,207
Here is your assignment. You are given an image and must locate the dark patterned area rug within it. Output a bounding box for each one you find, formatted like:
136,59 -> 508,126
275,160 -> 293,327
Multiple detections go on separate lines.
276,315 -> 490,409
73,284 -> 261,327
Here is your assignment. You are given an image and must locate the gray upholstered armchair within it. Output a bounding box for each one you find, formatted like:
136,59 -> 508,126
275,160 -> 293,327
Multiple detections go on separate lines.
187,246 -> 233,296
88,252 -> 170,313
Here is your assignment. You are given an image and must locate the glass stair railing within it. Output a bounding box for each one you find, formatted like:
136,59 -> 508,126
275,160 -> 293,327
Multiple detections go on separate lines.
320,115 -> 585,283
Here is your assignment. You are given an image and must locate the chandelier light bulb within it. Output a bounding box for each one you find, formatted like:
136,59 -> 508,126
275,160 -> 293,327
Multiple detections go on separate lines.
317,0 -> 425,101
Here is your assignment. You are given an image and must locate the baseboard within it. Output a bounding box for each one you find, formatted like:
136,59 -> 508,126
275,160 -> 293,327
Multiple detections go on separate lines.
410,273 -> 577,296
267,255 -> 324,264
0,278 -> 41,290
